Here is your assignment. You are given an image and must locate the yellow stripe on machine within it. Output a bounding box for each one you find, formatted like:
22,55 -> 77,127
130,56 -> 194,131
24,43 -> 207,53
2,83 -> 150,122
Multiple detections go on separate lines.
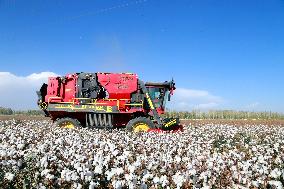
165,119 -> 177,127
145,93 -> 155,110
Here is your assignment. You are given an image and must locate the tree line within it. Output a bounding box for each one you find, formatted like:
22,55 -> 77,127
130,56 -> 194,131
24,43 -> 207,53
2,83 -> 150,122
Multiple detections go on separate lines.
165,110 -> 284,120
0,107 -> 44,116
1,106 -> 284,119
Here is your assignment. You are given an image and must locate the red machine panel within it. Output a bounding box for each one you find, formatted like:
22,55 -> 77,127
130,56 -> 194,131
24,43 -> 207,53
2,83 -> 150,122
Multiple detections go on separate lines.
97,73 -> 138,99
45,77 -> 60,103
60,74 -> 77,102
45,74 -> 77,103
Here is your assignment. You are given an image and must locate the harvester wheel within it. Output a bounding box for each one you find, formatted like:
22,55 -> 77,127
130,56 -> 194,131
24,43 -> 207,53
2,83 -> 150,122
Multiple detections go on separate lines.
126,117 -> 155,132
54,117 -> 81,129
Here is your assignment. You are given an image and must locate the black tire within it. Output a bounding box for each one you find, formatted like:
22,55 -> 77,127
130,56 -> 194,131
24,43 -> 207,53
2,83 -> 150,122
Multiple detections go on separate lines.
54,117 -> 82,129
126,117 -> 155,132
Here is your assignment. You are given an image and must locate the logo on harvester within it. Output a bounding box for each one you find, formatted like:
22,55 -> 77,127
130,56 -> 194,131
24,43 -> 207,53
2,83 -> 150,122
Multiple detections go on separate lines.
164,119 -> 177,127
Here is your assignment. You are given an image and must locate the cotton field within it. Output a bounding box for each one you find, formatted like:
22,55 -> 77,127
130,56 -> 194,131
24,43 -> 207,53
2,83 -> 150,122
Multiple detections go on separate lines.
0,120 -> 284,189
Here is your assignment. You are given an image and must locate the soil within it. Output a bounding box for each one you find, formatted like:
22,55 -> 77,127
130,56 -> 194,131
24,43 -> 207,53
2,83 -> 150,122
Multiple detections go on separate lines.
0,115 -> 50,121
180,119 -> 284,126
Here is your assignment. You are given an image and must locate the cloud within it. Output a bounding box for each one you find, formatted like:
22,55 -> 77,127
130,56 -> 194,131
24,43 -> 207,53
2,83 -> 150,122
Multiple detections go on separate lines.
244,102 -> 260,110
167,88 -> 223,111
0,72 -> 58,110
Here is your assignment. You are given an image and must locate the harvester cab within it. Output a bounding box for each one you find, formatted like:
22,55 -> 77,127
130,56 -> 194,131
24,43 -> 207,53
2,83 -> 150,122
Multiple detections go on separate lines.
37,72 -> 181,132
145,79 -> 175,114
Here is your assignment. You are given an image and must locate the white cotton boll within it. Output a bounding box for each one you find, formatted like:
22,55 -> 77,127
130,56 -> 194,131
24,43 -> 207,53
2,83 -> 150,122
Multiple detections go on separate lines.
112,149 -> 119,156
76,183 -> 82,189
2,158 -> 9,166
125,173 -> 132,181
41,169 -> 50,177
274,143 -> 279,149
208,161 -> 214,168
40,156 -> 48,168
0,150 -> 7,157
49,156 -> 57,162
183,156 -> 189,162
153,176 -> 160,184
258,155 -> 265,163
258,167 -> 264,175
188,169 -> 196,175
200,171 -> 208,180
89,181 -> 95,189
270,168 -> 282,179
123,150 -> 130,157
17,160 -> 23,168
128,182 -> 135,189
35,172 -> 40,179
187,162 -> 193,170
113,180 -> 123,189
174,155 -> 181,163
201,185 -> 210,189
39,184 -> 47,189
85,175 -> 92,182
252,180 -> 259,188
74,162 -> 80,170
4,172 -> 15,181
106,169 -> 117,180
118,155 -> 127,161
241,177 -> 247,185
128,164 -> 136,173
17,143 -> 25,150
142,173 -> 151,182
103,159 -> 110,167
115,167 -> 124,176
173,172 -> 185,189
160,175 -> 169,187
61,169 -> 67,179
80,172 -> 84,180
73,183 -> 78,188
7,150 -> 15,157
47,173 -> 55,180
133,160 -> 141,167
94,165 -> 103,174
275,156 -> 282,165
55,138 -> 63,145
268,180 -> 283,189
147,163 -> 153,170
65,173 -> 71,182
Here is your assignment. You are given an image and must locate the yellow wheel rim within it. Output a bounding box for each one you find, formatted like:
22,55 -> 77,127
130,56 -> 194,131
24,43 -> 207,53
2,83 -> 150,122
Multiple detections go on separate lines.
39,102 -> 47,110
133,123 -> 150,132
60,121 -> 75,129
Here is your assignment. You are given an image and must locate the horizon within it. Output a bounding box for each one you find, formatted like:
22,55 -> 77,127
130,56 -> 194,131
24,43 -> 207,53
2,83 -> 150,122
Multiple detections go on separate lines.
1,1 -> 284,112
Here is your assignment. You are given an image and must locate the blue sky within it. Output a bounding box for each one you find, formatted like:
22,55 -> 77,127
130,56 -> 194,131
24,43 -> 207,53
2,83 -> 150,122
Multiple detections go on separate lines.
0,0 -> 284,112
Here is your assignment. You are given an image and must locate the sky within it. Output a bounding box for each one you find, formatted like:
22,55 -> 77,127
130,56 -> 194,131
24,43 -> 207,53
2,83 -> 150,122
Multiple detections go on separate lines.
0,0 -> 284,112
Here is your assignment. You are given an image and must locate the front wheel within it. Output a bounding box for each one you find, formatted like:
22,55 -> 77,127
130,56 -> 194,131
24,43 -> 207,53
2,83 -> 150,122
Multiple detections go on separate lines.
126,117 -> 155,132
54,117 -> 82,129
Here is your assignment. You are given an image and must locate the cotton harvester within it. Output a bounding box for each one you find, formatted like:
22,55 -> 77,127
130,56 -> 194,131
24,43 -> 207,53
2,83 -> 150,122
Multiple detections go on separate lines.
37,72 -> 181,132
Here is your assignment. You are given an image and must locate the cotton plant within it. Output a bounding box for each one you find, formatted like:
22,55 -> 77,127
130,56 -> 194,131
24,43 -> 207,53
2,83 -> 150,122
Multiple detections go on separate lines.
0,119 -> 284,188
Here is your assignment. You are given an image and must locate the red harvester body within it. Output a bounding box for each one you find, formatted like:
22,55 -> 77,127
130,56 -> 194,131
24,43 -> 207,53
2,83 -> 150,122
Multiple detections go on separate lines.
37,72 -> 181,132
